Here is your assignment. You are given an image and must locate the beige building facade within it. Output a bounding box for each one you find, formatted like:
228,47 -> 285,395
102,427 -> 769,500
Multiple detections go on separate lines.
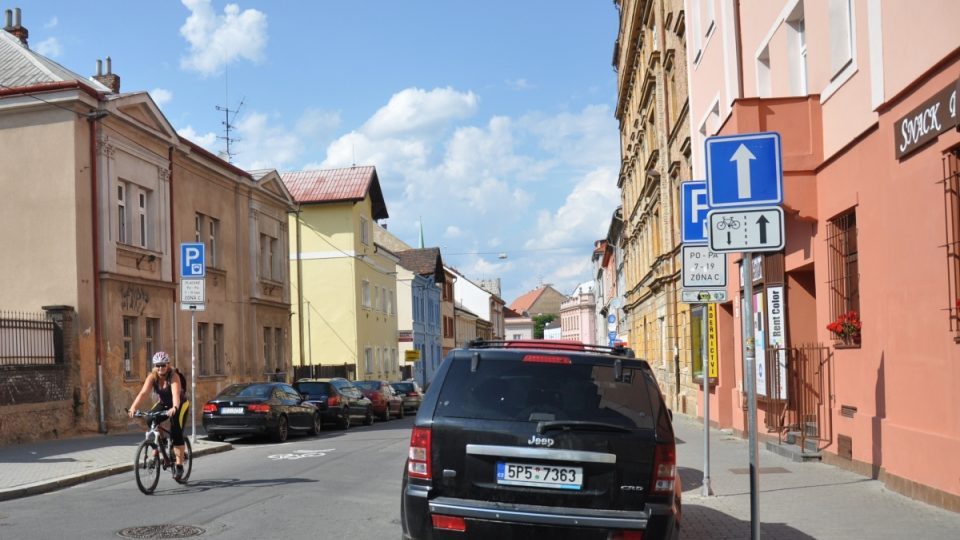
0,23 -> 294,442
613,0 -> 695,412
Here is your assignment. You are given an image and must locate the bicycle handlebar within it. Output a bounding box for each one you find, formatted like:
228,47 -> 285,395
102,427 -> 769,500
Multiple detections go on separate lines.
131,409 -> 170,421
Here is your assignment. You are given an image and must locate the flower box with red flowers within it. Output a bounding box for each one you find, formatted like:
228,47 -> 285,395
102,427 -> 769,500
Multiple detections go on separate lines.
827,310 -> 862,346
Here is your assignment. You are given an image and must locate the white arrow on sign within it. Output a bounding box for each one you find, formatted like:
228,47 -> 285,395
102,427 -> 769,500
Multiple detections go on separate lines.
731,144 -> 756,199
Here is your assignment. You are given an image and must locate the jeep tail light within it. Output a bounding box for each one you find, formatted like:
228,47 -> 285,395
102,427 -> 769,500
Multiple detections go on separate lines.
246,404 -> 270,413
432,514 -> 466,532
202,403 -> 217,413
522,354 -> 571,364
327,395 -> 341,407
650,443 -> 676,495
407,426 -> 432,479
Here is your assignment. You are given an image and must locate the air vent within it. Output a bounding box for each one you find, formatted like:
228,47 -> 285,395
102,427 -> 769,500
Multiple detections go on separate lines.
840,405 -> 857,418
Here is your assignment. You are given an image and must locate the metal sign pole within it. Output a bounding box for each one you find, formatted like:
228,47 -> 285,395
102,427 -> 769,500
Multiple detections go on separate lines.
701,310 -> 712,495
742,252 -> 760,539
190,308 -> 197,445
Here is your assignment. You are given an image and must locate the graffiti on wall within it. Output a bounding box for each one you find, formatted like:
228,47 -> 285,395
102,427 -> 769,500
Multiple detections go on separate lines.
120,285 -> 150,314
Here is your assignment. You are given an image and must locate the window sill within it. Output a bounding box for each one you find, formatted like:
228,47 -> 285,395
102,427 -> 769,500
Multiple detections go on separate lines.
833,342 -> 861,350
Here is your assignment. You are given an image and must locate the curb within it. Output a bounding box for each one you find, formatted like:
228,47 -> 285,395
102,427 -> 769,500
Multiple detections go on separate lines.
0,442 -> 232,502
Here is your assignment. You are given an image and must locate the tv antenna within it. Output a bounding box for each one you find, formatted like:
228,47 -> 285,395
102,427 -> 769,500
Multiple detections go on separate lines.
215,66 -> 244,163
215,97 -> 244,163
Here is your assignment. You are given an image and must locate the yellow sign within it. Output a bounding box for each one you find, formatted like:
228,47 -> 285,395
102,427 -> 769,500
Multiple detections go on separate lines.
707,304 -> 718,379
404,349 -> 421,362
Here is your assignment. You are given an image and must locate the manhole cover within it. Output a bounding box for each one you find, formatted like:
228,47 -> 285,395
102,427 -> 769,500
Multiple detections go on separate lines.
117,525 -> 204,539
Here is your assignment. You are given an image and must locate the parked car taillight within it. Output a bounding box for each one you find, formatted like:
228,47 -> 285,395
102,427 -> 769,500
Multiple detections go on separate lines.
246,404 -> 270,413
327,395 -> 341,407
406,392 -> 419,397
650,443 -> 677,495
407,426 -> 432,479
202,403 -> 217,413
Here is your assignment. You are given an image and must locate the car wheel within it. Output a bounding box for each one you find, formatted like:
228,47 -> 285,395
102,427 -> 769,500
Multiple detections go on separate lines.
309,413 -> 322,436
338,408 -> 351,430
272,415 -> 289,443
364,407 -> 374,426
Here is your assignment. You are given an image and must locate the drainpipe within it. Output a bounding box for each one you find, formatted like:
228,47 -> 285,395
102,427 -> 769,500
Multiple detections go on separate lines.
296,205 -> 305,367
168,146 -> 178,368
88,106 -> 106,433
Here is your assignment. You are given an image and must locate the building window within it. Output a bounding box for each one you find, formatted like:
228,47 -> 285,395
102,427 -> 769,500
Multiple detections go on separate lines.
374,285 -> 380,312
213,323 -> 224,374
117,183 -> 127,244
827,210 -> 860,341
196,214 -> 220,268
260,234 -> 278,281
360,216 -> 370,245
757,47 -> 772,97
198,322 -> 209,375
123,316 -> 135,378
364,347 -> 373,373
138,191 -> 148,248
362,280 -> 371,308
828,0 -> 854,76
263,327 -> 273,373
274,327 -> 283,372
144,318 -> 158,377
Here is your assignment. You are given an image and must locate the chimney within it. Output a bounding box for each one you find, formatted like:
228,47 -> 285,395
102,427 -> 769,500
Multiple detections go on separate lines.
3,8 -> 29,46
93,56 -> 121,93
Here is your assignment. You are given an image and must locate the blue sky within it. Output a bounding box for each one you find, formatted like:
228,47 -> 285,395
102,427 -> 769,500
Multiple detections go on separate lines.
23,0 -> 621,304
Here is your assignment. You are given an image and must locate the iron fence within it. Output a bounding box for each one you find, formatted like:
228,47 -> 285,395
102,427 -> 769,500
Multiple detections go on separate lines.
765,343 -> 833,453
0,310 -> 58,366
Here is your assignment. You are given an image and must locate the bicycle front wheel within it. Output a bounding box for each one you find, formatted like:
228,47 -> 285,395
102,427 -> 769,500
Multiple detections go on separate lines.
175,438 -> 193,484
134,441 -> 160,494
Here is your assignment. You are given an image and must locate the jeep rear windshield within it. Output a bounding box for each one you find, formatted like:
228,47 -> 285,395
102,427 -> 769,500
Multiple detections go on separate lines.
433,356 -> 659,430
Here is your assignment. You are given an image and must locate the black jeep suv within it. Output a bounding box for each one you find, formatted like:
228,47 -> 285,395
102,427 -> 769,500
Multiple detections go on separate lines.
400,340 -> 680,540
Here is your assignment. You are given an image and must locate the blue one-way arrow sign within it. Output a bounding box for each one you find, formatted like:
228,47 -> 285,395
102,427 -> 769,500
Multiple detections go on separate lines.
706,132 -> 783,208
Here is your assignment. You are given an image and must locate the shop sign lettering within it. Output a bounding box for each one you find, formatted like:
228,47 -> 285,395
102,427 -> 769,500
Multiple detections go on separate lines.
895,79 -> 960,159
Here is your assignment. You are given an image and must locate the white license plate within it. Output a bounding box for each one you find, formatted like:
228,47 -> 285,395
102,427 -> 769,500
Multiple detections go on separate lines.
496,462 -> 583,490
220,407 -> 245,415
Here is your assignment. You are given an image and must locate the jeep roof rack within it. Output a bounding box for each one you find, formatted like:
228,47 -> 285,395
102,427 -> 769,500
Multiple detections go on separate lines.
464,338 -> 636,358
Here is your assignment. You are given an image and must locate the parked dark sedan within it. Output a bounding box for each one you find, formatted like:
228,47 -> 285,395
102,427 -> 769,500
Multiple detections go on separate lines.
355,380 -> 404,420
390,380 -> 423,414
202,382 -> 320,443
293,378 -> 373,429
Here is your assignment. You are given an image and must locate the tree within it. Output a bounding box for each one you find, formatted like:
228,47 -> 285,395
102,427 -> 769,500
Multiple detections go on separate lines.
533,314 -> 557,339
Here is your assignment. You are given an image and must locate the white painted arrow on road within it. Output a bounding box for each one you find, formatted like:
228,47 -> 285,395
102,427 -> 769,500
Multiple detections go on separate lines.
730,143 -> 756,199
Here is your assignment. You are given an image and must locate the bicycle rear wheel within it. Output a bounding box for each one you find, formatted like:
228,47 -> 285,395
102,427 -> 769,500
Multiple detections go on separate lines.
134,441 -> 160,494
175,438 -> 193,484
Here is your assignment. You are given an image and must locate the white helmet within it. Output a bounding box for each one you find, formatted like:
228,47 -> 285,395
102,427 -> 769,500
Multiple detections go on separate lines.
151,351 -> 171,365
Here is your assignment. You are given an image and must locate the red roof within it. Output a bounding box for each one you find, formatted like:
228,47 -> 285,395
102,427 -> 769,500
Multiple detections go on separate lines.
281,166 -> 388,219
509,286 -> 547,314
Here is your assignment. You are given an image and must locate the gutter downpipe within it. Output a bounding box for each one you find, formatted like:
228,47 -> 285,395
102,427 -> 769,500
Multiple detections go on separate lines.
169,146 -> 178,371
296,205 -> 305,367
88,105 -> 106,433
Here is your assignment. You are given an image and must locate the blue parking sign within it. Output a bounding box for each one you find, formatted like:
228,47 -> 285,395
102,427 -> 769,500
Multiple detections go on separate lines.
706,132 -> 783,208
681,181 -> 709,243
180,243 -> 205,278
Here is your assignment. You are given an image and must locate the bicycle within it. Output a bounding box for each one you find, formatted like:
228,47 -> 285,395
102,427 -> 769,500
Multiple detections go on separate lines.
131,409 -> 193,494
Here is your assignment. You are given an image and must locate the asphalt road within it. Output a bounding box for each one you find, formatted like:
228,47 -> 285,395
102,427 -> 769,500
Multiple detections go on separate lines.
0,417 -> 414,540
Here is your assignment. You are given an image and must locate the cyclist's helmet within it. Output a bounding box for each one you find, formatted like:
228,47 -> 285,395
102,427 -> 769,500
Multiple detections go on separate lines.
151,351 -> 171,366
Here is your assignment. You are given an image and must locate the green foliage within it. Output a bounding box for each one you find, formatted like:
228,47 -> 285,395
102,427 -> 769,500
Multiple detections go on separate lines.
532,314 -> 557,339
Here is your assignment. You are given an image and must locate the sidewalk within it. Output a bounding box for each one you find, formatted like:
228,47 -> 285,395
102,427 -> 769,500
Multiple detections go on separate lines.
0,429 -> 231,501
672,413 -> 960,539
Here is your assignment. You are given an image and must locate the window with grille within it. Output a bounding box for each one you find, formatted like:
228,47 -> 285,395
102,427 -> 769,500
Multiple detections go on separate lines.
198,322 -> 209,375
943,150 -> 960,335
213,323 -> 224,374
826,209 -> 860,342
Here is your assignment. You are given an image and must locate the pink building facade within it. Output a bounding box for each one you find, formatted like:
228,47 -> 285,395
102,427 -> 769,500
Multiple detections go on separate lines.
560,284 -> 598,344
686,0 -> 960,510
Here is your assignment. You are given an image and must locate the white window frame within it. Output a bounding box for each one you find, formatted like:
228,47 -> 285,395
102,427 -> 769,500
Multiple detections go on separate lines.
364,347 -> 373,373
360,216 -> 370,246
208,217 -> 219,268
362,280 -> 371,308
138,190 -> 147,248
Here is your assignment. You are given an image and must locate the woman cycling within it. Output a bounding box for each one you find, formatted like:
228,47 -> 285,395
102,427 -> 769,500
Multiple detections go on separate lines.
129,351 -> 190,479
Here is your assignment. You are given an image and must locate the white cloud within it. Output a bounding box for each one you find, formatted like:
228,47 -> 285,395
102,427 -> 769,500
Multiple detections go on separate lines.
43,17 -> 58,29
179,0 -> 267,76
520,105 -> 618,169
295,108 -> 340,137
177,125 -> 217,149
506,78 -> 533,90
362,87 -> 478,138
35,37 -> 61,58
233,111 -> 302,170
444,226 -> 462,238
150,88 -> 173,107
528,166 -> 620,250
